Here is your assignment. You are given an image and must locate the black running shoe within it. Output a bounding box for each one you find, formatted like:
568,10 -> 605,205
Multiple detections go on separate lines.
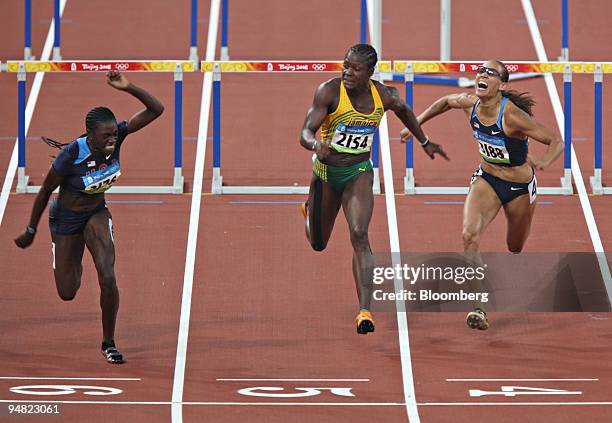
101,341 -> 125,364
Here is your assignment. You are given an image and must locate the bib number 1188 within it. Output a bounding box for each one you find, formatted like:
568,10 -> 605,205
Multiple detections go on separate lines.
479,142 -> 505,159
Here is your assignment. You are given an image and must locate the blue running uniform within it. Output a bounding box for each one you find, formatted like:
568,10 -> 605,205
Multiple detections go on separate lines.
52,120 -> 128,194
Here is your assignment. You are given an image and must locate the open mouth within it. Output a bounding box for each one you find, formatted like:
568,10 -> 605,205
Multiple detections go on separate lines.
477,80 -> 488,91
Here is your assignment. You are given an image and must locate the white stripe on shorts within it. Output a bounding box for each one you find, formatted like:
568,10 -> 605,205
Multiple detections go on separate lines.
108,218 -> 114,243
51,242 -> 56,270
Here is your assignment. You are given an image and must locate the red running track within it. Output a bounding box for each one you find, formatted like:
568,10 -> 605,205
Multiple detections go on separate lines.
1,0 -> 611,422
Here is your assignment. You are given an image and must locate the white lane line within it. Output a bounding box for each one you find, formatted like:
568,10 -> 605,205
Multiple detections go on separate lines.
446,379 -> 598,382
418,402 -> 612,406
522,0 -> 612,298
217,379 -> 370,382
0,0 -> 67,226
379,114 -> 420,423
0,400 -> 403,406
170,0 -> 220,422
0,377 -> 140,381
3,399 -> 612,407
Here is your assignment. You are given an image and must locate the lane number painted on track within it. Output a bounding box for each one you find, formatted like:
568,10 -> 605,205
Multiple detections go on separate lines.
10,385 -> 123,396
238,387 -> 355,398
469,386 -> 582,397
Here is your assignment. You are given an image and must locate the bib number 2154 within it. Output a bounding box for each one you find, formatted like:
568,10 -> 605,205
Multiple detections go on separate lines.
336,133 -> 369,149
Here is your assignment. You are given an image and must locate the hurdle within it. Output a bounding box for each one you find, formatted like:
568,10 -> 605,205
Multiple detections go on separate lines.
23,0 -> 63,60
394,60 -> 579,195
588,62 -> 612,195
218,0 -> 375,62
7,60 -> 193,194
201,60 -> 391,194
22,1 -> 198,64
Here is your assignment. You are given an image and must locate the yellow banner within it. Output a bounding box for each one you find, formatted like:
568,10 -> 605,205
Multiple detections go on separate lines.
201,61 -> 392,73
393,61 -> 586,74
584,63 -> 612,74
6,61 -> 194,73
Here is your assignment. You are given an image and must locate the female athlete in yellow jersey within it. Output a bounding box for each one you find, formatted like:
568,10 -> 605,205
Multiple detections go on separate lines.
300,44 -> 448,334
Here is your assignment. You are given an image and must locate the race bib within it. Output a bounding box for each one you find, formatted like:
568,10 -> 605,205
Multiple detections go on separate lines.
473,130 -> 510,164
331,122 -> 376,154
81,162 -> 121,194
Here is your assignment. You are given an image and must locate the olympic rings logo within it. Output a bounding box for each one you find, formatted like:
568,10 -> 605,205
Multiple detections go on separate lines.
505,64 -> 519,72
312,64 -> 327,71
115,63 -> 129,71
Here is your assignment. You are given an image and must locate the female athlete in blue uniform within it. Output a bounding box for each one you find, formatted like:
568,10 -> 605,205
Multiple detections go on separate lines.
401,60 -> 564,330
15,70 -> 164,363
300,44 -> 448,334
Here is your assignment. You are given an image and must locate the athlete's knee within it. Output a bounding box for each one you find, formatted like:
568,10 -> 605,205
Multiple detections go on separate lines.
507,242 -> 525,254
310,240 -> 327,252
349,225 -> 369,249
57,286 -> 78,301
96,267 -> 117,290
462,226 -> 481,247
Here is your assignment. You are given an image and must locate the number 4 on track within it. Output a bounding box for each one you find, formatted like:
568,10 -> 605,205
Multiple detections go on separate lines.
469,386 -> 582,397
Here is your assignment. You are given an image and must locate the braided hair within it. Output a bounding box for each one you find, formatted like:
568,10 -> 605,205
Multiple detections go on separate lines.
346,44 -> 378,70
495,60 -> 536,116
43,106 -> 117,149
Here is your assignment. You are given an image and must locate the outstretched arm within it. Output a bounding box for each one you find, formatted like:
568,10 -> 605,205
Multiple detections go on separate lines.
106,71 -> 164,134
414,92 -> 476,127
377,82 -> 449,160
14,167 -> 64,248
504,105 -> 564,170
300,80 -> 335,160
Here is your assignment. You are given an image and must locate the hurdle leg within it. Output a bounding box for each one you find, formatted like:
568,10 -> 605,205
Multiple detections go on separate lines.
560,64 -> 573,194
189,0 -> 199,66
220,0 -> 229,61
17,64 -> 29,193
212,65 -> 223,194
559,0 -> 569,61
52,0 -> 61,60
404,65 -> 416,194
24,0 -> 33,60
372,130 -> 381,195
173,64 -> 185,194
590,64 -> 604,194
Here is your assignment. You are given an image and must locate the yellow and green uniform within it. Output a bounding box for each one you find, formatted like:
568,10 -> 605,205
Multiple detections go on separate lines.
314,80 -> 384,191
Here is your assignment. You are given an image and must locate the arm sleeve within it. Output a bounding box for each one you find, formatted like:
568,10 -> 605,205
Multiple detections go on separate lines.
117,120 -> 129,146
51,144 -> 76,176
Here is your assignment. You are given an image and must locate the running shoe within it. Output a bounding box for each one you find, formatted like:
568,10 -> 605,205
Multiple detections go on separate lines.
466,308 -> 489,330
101,341 -> 125,364
356,309 -> 375,334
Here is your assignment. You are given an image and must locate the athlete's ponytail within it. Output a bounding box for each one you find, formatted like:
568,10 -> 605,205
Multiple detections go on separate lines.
501,90 -> 535,116
495,60 -> 536,116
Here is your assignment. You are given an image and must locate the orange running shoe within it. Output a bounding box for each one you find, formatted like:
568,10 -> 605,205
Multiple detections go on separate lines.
356,309 -> 375,334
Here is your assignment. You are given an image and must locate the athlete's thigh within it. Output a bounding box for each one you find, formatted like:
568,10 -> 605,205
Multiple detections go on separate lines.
307,173 -> 342,246
83,208 -> 115,270
503,193 -> 536,243
464,177 -> 502,234
341,170 -> 374,229
50,232 -> 85,289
